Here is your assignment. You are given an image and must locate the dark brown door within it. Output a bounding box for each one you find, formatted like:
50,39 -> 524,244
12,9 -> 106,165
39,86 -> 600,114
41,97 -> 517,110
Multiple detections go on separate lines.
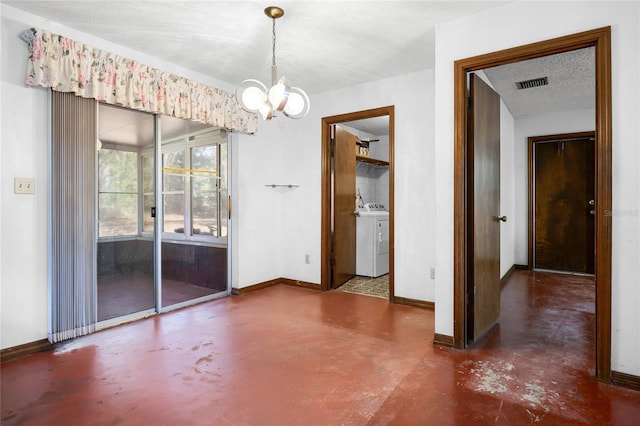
534,135 -> 595,273
467,74 -> 501,341
332,126 -> 357,288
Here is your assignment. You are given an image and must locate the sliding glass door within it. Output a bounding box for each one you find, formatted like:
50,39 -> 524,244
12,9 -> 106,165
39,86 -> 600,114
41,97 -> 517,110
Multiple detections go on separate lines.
158,117 -> 229,310
97,106 -> 155,322
97,104 -> 229,324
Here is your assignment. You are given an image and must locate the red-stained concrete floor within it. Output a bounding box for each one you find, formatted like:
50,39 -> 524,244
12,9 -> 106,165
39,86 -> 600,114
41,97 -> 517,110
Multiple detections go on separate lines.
2,270 -> 639,425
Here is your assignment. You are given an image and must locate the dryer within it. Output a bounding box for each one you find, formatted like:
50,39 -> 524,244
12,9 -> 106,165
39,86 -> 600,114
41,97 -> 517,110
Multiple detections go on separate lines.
356,203 -> 389,277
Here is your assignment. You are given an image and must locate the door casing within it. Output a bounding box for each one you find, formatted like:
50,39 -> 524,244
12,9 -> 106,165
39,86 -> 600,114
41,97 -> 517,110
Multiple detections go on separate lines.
452,27 -> 612,382
321,106 -> 395,299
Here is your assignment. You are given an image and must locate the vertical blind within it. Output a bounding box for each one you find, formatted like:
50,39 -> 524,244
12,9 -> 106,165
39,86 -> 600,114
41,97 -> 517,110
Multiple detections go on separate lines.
49,90 -> 97,342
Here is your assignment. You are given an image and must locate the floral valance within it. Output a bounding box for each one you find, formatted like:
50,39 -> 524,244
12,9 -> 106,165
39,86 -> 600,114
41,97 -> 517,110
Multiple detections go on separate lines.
20,28 -> 257,134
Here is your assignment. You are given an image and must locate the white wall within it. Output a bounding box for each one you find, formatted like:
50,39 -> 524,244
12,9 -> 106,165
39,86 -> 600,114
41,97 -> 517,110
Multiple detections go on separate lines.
434,1 -> 640,376
0,4 -> 244,349
500,101 -> 516,278
356,163 -> 389,208
513,109 -> 595,265
229,130 -> 284,290
272,69 -> 437,302
1,16 -> 50,348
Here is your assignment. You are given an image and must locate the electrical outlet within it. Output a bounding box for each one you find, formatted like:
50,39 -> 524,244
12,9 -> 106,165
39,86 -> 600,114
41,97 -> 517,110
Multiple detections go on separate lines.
14,177 -> 35,194
430,268 -> 435,279
305,254 -> 310,264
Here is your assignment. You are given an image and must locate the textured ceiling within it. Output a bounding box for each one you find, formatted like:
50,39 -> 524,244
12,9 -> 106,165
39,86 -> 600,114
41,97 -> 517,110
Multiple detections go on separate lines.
5,1 -> 595,138
483,47 -> 595,117
4,0 -> 508,94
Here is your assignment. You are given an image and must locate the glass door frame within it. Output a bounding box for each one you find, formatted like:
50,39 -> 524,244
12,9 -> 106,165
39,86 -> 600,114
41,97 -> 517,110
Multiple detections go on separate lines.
96,109 -> 231,327
154,118 -> 232,314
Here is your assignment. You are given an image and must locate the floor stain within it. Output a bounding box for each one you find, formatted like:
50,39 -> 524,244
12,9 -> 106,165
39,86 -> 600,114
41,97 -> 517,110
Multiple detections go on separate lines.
469,360 -> 514,394
196,355 -> 213,365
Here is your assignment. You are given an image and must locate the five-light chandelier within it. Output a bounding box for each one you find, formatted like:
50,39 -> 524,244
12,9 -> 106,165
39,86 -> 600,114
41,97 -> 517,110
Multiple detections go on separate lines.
236,6 -> 310,120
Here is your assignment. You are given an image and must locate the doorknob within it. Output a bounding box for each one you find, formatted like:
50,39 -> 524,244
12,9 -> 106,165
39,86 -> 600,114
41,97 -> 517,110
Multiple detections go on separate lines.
495,215 -> 507,222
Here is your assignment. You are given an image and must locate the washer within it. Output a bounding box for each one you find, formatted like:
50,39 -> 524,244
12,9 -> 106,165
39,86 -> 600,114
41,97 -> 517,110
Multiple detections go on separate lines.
356,203 -> 389,277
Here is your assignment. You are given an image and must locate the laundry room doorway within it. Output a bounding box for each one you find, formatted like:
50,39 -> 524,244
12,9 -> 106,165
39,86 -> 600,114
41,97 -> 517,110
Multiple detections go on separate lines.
320,106 -> 395,301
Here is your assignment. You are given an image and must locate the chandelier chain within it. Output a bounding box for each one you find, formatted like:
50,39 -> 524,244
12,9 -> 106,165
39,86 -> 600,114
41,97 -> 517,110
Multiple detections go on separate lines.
272,18 -> 277,67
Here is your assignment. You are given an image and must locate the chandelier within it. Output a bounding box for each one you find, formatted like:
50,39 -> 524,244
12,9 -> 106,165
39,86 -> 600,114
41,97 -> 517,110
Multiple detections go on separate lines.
235,6 -> 310,120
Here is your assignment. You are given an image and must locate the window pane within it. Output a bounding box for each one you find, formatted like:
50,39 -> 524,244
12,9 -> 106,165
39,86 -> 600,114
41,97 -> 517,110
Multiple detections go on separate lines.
163,151 -> 185,234
142,155 -> 153,193
98,149 -> 138,237
99,149 -> 137,192
192,175 -> 217,236
164,194 -> 185,233
192,145 -> 216,171
99,193 -> 138,237
163,151 -> 184,192
191,146 -> 217,236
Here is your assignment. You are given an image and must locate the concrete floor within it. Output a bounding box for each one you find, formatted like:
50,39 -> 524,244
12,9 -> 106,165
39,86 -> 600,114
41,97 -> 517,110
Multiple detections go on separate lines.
2,270 -> 639,425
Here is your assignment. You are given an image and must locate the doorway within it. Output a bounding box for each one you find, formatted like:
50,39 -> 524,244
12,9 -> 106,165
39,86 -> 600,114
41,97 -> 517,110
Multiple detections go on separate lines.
96,103 -> 231,324
529,132 -> 595,274
321,106 -> 395,300
452,27 -> 612,382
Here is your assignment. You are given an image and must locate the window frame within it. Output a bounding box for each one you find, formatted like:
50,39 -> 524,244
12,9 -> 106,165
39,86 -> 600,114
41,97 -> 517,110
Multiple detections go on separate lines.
141,128 -> 228,246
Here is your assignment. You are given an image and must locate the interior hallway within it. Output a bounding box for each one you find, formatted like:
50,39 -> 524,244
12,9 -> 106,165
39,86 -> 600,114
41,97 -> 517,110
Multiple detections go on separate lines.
2,270 -> 639,425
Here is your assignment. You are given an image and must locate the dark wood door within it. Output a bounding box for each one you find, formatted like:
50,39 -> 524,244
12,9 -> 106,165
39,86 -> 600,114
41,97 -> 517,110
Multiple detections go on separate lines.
534,136 -> 595,273
332,126 -> 357,288
467,74 -> 501,341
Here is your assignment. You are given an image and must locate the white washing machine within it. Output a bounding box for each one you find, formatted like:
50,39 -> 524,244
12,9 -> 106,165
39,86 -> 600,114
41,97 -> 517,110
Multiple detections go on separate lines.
356,203 -> 389,277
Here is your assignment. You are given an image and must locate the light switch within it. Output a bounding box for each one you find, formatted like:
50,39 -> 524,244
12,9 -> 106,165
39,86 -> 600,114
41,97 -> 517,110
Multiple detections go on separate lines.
14,177 -> 35,194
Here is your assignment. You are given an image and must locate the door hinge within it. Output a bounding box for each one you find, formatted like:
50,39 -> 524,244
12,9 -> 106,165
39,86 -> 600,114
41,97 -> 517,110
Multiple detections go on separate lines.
330,138 -> 335,157
151,206 -> 156,218
330,257 -> 336,267
467,96 -> 473,109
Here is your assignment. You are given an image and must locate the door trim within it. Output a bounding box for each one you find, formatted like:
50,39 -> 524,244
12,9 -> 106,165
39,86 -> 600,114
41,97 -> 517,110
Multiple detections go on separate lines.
527,131 -> 596,272
452,27 -> 612,382
321,106 -> 395,301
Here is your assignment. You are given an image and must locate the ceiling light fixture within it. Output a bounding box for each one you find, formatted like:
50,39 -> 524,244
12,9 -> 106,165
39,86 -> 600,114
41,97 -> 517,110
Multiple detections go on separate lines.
236,6 -> 310,120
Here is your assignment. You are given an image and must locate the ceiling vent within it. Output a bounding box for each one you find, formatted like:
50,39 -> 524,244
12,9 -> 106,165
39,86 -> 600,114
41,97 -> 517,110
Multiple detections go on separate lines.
515,76 -> 548,90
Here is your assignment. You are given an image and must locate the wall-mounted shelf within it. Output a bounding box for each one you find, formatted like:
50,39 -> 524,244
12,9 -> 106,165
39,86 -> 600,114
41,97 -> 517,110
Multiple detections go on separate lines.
265,184 -> 300,189
356,155 -> 389,167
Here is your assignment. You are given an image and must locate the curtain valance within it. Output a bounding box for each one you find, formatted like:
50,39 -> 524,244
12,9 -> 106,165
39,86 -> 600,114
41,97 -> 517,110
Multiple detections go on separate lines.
20,28 -> 257,134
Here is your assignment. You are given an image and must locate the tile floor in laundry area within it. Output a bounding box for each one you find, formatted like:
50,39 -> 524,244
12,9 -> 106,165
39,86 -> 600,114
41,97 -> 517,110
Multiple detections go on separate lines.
337,274 -> 389,299
2,270 -> 639,425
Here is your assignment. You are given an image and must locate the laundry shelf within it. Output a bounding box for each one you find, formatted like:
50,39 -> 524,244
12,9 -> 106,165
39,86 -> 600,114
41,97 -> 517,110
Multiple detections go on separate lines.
356,155 -> 389,167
